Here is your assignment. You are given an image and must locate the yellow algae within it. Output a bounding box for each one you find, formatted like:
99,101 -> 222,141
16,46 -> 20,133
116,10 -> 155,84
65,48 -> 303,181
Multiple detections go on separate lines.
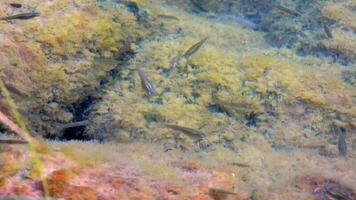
155,96 -> 203,123
319,2 -> 356,60
322,28 -> 356,61
130,152 -> 179,181
89,34 -> 257,143
1,0 -> 356,199
26,10 -> 121,56
59,145 -> 105,165
90,22 -> 354,148
0,0 -> 146,134
321,2 -> 356,30
239,52 -> 335,106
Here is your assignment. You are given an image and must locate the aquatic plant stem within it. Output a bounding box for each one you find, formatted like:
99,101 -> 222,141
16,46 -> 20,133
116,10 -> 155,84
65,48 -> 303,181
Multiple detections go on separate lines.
0,80 -> 50,199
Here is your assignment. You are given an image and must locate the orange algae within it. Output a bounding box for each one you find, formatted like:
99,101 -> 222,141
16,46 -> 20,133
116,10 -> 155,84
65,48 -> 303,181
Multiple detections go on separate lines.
164,183 -> 182,195
182,161 -> 200,171
46,168 -> 98,199
296,176 -> 356,200
154,182 -> 183,199
47,169 -> 69,197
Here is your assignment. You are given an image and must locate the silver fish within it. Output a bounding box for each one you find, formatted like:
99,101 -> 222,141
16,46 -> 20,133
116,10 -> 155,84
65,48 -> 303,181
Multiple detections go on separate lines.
158,14 -> 180,21
272,4 -> 301,17
170,53 -> 182,69
323,21 -> 333,39
326,189 -> 352,200
338,130 -> 347,157
0,12 -> 40,20
209,188 -> 237,195
212,14 -> 258,30
0,139 -> 28,144
183,37 -> 208,59
137,68 -> 155,96
165,124 -> 205,139
59,120 -> 89,130
230,162 -> 250,168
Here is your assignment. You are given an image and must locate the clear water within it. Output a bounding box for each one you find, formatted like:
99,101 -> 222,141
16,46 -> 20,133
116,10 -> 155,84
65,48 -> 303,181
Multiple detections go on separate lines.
0,0 -> 355,199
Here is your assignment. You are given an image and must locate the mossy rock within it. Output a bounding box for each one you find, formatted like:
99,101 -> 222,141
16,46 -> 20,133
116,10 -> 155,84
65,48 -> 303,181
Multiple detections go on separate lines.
0,0 -> 147,137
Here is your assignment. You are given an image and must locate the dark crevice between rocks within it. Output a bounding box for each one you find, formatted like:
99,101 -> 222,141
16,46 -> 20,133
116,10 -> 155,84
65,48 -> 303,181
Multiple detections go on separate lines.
297,46 -> 352,66
48,49 -> 136,141
59,96 -> 95,141
207,104 -> 231,117
245,112 -> 259,127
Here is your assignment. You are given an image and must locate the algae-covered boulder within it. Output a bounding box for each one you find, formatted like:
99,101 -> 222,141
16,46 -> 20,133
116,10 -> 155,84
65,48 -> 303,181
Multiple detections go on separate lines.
179,0 -> 356,65
0,0 -> 355,150
320,1 -> 356,63
86,3 -> 355,151
0,1 -> 356,199
0,0 -> 146,136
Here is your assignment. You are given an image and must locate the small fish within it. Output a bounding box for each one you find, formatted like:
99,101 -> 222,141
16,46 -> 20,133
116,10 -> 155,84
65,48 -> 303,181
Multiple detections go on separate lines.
59,120 -> 89,130
93,58 -> 124,65
209,188 -> 237,195
212,14 -> 258,30
272,4 -> 301,17
338,130 -> 347,157
245,9 -> 258,17
323,22 -> 333,39
10,3 -> 22,8
230,162 -> 250,168
208,188 -> 237,200
0,139 -> 28,144
326,189 -> 352,200
0,12 -> 40,20
137,68 -> 155,96
157,14 -> 180,21
183,37 -> 208,59
165,124 -> 205,138
169,53 -> 182,69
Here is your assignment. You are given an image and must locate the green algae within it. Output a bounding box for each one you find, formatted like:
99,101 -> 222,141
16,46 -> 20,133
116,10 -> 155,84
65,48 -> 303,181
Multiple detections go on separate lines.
0,0 -> 147,136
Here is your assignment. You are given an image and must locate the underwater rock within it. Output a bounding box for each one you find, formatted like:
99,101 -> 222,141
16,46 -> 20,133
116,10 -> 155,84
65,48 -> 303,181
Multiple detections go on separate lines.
342,70 -> 356,86
0,139 -> 254,199
0,0 -> 147,137
88,29 -> 354,151
297,177 -> 356,200
0,0 -> 355,199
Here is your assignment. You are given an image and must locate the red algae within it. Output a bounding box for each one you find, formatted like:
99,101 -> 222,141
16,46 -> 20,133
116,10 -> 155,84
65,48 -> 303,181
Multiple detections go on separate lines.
47,169 -> 70,198
46,168 -> 99,199
3,140 -> 355,199
182,161 -> 200,171
0,143 -> 249,199
153,181 -> 182,199
11,181 -> 34,196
